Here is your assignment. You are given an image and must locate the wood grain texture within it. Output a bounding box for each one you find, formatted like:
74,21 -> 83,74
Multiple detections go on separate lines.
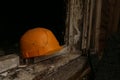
65,0 -> 83,51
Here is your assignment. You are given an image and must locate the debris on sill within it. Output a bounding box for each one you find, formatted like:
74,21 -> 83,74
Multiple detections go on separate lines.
0,72 -> 8,77
0,52 -> 86,80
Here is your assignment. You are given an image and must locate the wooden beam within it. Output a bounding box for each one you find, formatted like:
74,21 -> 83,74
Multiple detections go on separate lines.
109,0 -> 120,33
94,0 -> 102,53
65,0 -> 83,52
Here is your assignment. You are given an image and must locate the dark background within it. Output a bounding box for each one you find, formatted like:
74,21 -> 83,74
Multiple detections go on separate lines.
0,0 -> 66,48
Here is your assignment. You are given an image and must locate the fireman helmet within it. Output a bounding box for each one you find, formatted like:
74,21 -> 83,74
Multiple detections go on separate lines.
20,27 -> 62,58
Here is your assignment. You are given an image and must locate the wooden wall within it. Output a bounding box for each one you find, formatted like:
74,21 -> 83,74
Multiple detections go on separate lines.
65,0 -> 120,56
99,0 -> 120,55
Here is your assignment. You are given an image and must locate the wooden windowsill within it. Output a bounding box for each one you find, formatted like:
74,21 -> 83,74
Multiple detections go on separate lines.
0,52 -> 87,80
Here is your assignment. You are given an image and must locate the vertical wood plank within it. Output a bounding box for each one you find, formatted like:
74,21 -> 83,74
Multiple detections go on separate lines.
65,0 -> 83,52
94,0 -> 102,53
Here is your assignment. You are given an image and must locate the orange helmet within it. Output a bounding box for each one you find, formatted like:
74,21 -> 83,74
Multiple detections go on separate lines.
20,27 -> 62,58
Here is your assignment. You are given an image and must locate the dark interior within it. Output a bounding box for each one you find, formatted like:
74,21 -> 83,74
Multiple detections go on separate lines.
0,0 -> 66,51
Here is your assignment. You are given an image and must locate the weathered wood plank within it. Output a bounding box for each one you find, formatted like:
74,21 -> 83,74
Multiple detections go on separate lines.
1,53 -> 86,80
65,0 -> 83,51
34,56 -> 87,80
94,0 -> 102,54
0,54 -> 19,73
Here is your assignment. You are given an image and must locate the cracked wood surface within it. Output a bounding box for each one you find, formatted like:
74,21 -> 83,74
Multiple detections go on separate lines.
1,53 -> 86,80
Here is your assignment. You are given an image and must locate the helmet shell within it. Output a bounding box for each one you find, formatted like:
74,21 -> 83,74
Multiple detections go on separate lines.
20,27 -> 62,58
